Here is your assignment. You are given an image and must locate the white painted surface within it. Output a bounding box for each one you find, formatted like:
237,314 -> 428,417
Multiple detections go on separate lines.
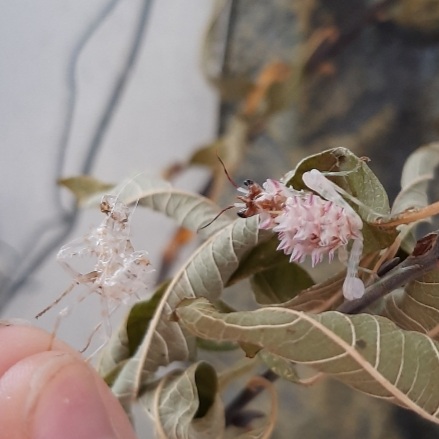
0,0 -> 217,354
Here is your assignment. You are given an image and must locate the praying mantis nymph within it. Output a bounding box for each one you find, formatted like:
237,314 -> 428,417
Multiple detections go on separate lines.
204,160 -> 366,301
36,194 -> 153,355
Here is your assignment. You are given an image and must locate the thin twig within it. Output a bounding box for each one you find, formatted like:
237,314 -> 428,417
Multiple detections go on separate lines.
337,231 -> 439,314
374,201 -> 439,229
225,369 -> 278,427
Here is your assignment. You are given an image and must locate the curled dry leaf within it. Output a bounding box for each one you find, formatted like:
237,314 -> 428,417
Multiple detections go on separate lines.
138,362 -> 224,439
392,142 -> 439,215
384,268 -> 439,342
375,143 -> 439,232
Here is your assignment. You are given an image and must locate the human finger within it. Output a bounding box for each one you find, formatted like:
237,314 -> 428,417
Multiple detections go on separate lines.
0,324 -> 137,439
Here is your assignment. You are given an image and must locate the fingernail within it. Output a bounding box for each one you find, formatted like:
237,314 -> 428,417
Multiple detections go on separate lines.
30,357 -> 120,439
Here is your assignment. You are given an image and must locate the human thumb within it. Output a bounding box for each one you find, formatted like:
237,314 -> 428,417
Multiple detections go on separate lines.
0,325 -> 137,439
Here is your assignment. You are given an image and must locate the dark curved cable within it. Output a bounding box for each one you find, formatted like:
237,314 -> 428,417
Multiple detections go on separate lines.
54,0 -> 120,211
81,0 -> 154,174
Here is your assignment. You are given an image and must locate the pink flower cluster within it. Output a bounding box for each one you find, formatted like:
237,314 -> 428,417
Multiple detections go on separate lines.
235,173 -> 365,300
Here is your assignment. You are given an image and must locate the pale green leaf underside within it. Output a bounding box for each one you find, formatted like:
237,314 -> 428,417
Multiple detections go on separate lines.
176,298 -> 439,425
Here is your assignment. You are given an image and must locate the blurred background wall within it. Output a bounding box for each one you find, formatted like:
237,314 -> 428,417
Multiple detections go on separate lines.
2,1 -> 439,438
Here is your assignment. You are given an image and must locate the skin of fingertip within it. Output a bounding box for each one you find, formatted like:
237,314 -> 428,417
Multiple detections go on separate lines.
0,325 -> 137,439
30,354 -> 137,439
0,351 -> 77,439
0,325 -> 80,377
